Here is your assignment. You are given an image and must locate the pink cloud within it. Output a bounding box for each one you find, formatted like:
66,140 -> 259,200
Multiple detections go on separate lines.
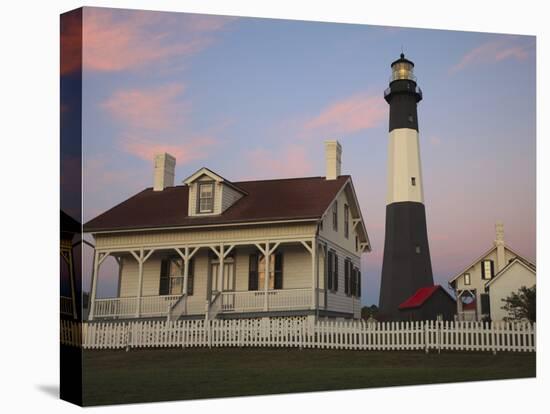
82,8 -> 234,72
102,83 -> 187,130
245,145 -> 314,179
120,135 -> 218,164
302,92 -> 386,137
449,39 -> 532,74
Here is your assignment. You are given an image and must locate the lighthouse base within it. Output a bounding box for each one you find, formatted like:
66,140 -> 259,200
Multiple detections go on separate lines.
379,201 -> 434,320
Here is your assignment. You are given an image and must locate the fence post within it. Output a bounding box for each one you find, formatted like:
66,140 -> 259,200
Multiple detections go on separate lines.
125,322 -> 131,352
207,319 -> 212,349
424,321 -> 429,354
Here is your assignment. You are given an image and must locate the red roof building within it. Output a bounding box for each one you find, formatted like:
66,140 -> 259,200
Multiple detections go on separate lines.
398,285 -> 456,321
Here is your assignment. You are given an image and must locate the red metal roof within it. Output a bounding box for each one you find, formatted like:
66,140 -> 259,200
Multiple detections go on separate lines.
398,285 -> 446,310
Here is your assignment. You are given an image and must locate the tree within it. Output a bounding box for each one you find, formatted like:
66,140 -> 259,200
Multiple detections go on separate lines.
501,285 -> 536,323
361,305 -> 379,320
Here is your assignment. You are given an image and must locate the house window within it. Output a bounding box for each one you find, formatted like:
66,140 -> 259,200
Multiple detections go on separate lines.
355,236 -> 359,252
344,258 -> 352,296
159,257 -> 194,296
319,219 -> 323,231
344,204 -> 349,239
327,251 -> 338,292
332,201 -> 338,231
464,273 -> 471,285
198,182 -> 214,213
411,177 -> 416,186
252,252 -> 283,290
481,260 -> 494,280
357,270 -> 362,298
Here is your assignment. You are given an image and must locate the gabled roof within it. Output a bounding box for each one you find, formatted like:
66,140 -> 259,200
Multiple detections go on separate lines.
182,167 -> 248,195
448,244 -> 535,288
485,257 -> 536,288
398,285 -> 455,310
84,175 -> 351,233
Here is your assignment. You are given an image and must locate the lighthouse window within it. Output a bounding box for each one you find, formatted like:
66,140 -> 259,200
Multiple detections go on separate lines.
415,246 -> 421,254
411,177 -> 416,186
408,115 -> 414,123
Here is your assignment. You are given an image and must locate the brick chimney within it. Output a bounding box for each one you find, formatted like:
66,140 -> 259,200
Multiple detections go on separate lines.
325,140 -> 342,180
153,153 -> 176,191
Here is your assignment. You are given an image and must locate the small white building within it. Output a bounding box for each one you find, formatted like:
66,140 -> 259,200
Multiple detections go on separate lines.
448,223 -> 535,321
84,141 -> 371,321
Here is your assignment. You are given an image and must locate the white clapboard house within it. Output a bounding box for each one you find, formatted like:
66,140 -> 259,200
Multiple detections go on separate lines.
448,222 -> 535,321
84,141 -> 371,321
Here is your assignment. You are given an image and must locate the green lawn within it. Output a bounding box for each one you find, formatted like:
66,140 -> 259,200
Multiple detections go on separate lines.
82,347 -> 536,406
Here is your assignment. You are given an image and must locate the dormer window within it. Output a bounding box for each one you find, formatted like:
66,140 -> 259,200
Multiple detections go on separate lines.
198,182 -> 214,213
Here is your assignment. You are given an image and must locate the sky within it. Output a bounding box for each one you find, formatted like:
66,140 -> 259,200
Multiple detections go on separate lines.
67,7 -> 536,305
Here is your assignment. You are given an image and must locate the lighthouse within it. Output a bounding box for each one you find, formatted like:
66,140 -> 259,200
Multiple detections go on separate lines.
379,54 -> 434,320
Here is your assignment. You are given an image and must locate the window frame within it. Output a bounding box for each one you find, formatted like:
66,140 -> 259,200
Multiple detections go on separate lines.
464,272 -> 471,286
197,181 -> 215,214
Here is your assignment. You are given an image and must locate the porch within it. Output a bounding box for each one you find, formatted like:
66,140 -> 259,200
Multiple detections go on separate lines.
88,237 -> 327,321
90,288 -> 327,319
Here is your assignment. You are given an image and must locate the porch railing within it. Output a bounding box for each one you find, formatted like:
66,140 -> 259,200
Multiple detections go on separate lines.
93,295 -> 180,319
60,296 -> 74,316
220,288 -> 312,313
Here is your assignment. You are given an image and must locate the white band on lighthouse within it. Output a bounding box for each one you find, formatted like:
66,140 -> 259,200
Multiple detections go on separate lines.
386,127 -> 424,205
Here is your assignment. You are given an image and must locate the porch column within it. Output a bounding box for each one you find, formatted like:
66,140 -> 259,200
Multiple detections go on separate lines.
131,248 -> 156,318
88,250 -> 111,321
88,250 -> 100,321
255,242 -> 280,311
312,238 -> 318,312
134,248 -> 144,318
300,238 -> 318,313
264,243 -> 270,311
218,244 -> 225,293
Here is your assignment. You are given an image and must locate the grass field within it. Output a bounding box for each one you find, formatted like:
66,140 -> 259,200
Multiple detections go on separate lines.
82,347 -> 536,406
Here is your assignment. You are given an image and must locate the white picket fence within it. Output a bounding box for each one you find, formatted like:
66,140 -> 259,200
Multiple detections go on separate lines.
60,318 -> 536,353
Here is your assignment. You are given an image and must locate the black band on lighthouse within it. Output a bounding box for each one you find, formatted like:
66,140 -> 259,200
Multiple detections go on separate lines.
384,79 -> 422,132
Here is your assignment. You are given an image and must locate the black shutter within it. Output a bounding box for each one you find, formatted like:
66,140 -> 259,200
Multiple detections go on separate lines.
480,293 -> 491,315
481,260 -> 486,279
249,254 -> 258,291
159,258 -> 170,295
327,251 -> 333,290
490,260 -> 495,278
186,258 -> 194,296
357,270 -> 362,297
351,267 -> 357,296
274,253 -> 283,289
334,255 -> 339,291
344,260 -> 349,295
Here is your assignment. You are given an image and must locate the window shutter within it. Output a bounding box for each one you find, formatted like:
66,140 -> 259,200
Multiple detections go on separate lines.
186,258 -> 194,296
327,251 -> 333,290
274,253 -> 283,290
352,267 -> 357,296
334,255 -> 339,291
344,260 -> 349,295
249,254 -> 258,291
358,270 -> 362,297
159,258 -> 170,295
481,261 -> 486,279
480,293 -> 491,315
490,260 -> 494,278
